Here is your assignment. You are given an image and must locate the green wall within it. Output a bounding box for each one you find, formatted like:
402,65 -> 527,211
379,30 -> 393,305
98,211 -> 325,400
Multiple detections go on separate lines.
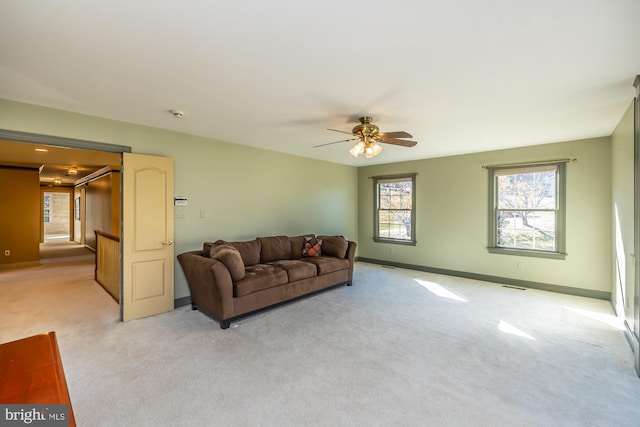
611,102 -> 635,322
0,99 -> 358,299
357,136 -> 613,295
1,97 -> 632,301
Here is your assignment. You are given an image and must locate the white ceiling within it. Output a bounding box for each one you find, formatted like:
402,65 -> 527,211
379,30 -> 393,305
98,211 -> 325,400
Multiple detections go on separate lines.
1,1 -> 638,166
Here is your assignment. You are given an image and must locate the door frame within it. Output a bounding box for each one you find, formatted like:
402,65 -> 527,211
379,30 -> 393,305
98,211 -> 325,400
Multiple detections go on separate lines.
40,188 -> 74,243
633,75 -> 640,376
0,129 -> 130,154
0,128 -> 131,312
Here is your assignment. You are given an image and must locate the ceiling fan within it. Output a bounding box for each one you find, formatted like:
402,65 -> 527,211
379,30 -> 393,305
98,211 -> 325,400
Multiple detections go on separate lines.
314,116 -> 417,158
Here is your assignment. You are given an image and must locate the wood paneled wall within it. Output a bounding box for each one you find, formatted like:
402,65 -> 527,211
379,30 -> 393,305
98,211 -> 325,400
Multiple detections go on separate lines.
84,171 -> 120,250
0,167 -> 40,268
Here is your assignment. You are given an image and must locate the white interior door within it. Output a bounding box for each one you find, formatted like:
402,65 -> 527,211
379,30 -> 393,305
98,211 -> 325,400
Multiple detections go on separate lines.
122,153 -> 174,321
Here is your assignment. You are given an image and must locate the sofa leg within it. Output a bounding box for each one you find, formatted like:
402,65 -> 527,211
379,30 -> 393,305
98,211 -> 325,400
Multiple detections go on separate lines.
220,319 -> 231,329
346,281 -> 352,286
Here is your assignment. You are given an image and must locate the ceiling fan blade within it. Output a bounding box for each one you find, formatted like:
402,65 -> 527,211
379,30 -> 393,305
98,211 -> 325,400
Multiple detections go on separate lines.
374,136 -> 417,147
327,128 -> 354,135
377,131 -> 413,139
313,138 -> 358,148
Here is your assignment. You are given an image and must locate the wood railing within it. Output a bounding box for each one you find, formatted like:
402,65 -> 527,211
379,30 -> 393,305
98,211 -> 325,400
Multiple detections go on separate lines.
95,230 -> 120,302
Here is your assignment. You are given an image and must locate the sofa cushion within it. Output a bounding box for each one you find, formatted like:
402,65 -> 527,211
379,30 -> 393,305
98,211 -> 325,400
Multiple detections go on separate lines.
231,239 -> 262,266
269,259 -> 317,282
302,256 -> 350,275
302,236 -> 322,257
258,235 -> 292,263
234,264 -> 288,297
290,235 -> 314,260
317,235 -> 348,259
210,244 -> 245,281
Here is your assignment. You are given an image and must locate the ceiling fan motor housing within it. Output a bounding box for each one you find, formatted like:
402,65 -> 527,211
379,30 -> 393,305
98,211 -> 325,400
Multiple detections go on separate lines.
352,116 -> 379,138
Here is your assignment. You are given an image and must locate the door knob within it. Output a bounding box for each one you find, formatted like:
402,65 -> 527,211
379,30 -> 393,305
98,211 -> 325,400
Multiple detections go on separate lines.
162,240 -> 174,246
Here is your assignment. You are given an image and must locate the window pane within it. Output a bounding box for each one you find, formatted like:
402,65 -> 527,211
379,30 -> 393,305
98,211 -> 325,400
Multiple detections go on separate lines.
497,210 -> 556,251
497,171 -> 556,210
378,210 -> 411,239
44,194 -> 51,224
379,181 -> 412,209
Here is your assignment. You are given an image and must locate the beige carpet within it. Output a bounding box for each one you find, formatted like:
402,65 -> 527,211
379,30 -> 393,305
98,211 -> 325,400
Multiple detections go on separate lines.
39,241 -> 95,263
1,260 -> 639,426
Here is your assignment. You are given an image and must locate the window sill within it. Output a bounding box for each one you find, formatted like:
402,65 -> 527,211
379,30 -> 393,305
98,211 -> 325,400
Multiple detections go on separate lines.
374,238 -> 417,246
487,247 -> 566,260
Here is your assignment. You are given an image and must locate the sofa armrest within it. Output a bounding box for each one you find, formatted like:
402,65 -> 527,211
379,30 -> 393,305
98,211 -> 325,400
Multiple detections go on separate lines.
177,251 -> 235,320
346,241 -> 357,261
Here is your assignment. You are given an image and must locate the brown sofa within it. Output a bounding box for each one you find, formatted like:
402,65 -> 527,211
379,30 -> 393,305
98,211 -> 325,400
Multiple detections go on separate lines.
177,234 -> 356,329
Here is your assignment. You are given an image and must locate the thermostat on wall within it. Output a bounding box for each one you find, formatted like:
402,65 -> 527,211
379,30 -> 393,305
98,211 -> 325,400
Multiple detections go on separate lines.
174,196 -> 188,206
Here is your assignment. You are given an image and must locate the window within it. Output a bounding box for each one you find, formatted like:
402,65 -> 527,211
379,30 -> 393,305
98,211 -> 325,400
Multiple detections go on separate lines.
43,194 -> 51,223
374,174 -> 416,245
488,163 -> 566,259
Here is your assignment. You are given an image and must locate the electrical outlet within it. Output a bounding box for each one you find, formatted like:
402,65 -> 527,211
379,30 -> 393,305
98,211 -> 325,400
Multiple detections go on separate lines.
4,250 -> 10,256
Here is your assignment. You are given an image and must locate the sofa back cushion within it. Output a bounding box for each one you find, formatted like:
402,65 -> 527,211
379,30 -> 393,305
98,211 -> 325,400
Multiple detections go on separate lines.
258,235 -> 291,263
209,244 -> 245,281
228,239 -> 262,266
318,235 -> 348,258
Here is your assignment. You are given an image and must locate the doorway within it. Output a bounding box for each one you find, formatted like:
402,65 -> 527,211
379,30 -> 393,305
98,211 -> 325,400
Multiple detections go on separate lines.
42,190 -> 72,242
0,129 -> 176,323
0,130 -> 125,276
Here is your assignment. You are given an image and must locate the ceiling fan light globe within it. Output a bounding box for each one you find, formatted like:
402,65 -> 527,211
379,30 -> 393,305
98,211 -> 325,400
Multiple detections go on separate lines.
365,143 -> 383,158
350,141 -> 365,157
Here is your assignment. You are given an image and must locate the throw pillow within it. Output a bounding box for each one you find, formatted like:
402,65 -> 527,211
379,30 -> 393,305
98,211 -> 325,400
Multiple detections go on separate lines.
302,236 -> 322,257
203,239 -> 229,257
290,234 -> 315,259
317,235 -> 348,258
210,244 -> 246,281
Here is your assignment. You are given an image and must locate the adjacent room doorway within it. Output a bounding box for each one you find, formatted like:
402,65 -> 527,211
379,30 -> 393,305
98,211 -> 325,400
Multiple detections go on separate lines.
0,129 -> 176,323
